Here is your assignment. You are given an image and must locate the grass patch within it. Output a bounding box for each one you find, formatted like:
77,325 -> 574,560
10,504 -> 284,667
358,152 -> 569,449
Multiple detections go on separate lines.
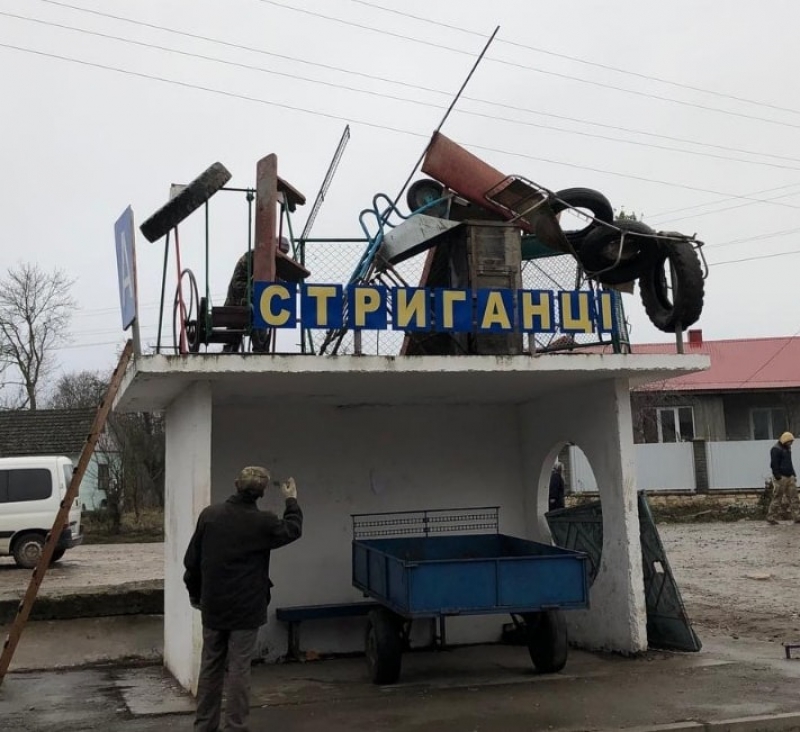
82,508 -> 164,544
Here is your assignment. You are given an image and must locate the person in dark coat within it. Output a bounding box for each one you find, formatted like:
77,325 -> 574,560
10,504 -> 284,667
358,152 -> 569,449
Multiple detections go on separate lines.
767,432 -> 800,524
184,466 -> 303,732
548,462 -> 566,512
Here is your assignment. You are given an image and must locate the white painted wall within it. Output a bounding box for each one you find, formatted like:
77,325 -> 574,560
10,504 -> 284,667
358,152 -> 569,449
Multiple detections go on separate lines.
571,442 -> 695,492
519,379 -> 647,654
707,439 -> 774,489
211,401 -> 527,659
163,382 -> 212,694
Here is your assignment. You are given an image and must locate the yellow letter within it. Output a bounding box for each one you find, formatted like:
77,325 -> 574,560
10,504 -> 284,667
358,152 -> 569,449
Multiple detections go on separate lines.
480,292 -> 512,330
519,291 -> 553,332
441,290 -> 468,329
305,285 -> 339,326
352,287 -> 383,327
395,289 -> 427,329
597,292 -> 614,332
259,285 -> 292,327
560,292 -> 594,333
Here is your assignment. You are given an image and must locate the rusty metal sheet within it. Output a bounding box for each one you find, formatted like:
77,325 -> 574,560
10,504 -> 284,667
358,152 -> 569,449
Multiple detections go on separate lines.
254,154 -> 278,282
421,133 -> 569,253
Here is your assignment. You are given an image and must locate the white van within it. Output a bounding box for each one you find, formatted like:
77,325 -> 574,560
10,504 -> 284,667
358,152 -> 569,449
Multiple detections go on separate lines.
0,455 -> 83,568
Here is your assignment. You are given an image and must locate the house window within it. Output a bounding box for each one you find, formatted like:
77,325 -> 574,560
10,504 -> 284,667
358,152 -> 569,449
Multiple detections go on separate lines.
750,408 -> 787,440
656,406 -> 695,442
97,463 -> 110,492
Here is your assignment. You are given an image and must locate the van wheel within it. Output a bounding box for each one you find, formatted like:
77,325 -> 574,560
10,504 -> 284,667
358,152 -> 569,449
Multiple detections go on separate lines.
51,548 -> 66,564
13,533 -> 45,569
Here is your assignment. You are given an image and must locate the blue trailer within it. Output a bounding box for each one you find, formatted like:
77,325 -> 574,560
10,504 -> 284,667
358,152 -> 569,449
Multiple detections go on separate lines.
352,507 -> 590,684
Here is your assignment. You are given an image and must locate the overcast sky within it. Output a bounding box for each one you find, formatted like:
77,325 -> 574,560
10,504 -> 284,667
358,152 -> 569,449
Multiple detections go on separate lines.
2,0 -> 799,382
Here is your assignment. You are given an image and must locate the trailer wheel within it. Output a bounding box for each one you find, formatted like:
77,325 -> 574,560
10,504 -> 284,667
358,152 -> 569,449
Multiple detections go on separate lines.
639,237 -> 704,332
523,609 -> 568,673
365,609 -> 403,685
139,162 -> 232,243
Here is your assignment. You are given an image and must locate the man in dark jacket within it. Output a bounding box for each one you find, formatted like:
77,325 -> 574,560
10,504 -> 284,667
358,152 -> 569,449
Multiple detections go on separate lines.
184,466 -> 303,732
548,462 -> 566,512
768,432 -> 800,524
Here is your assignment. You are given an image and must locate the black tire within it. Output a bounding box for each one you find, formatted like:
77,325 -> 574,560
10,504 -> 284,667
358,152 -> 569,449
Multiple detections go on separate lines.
13,533 -> 45,569
406,178 -> 447,217
365,609 -> 403,685
523,609 -> 568,674
140,162 -> 232,242
51,548 -> 66,564
550,188 -> 614,245
579,219 -> 658,274
639,236 -> 705,332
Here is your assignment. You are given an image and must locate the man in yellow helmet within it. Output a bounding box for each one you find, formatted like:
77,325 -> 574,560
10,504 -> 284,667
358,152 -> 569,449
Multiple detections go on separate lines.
767,432 -> 800,524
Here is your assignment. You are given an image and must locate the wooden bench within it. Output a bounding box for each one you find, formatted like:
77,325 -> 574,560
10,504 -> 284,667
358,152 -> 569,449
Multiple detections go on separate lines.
275,601 -> 380,661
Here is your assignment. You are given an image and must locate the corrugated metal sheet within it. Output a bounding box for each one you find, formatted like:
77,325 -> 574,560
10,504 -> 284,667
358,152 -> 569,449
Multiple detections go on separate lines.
631,336 -> 800,391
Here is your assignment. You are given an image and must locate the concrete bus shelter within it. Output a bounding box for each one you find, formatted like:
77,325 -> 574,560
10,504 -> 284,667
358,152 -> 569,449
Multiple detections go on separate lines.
114,351 -> 707,693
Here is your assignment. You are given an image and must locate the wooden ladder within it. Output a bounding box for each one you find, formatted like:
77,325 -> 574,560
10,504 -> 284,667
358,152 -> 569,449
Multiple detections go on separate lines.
0,340 -> 134,684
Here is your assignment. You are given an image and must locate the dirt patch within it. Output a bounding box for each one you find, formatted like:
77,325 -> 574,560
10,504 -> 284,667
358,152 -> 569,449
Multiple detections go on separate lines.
659,521 -> 800,643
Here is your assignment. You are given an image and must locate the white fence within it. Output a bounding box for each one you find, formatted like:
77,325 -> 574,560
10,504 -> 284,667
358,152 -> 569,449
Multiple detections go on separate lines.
569,439 -> 774,493
707,440 -> 773,490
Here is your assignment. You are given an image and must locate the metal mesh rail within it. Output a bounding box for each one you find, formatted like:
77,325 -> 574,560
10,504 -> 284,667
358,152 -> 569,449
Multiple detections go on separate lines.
352,506 -> 500,540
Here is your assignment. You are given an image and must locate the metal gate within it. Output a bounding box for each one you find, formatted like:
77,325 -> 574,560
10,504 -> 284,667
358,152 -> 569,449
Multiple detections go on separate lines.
547,493 -> 701,652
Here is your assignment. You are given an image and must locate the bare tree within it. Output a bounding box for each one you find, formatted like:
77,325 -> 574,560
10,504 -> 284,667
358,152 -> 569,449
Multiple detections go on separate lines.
48,369 -> 106,410
0,263 -> 76,410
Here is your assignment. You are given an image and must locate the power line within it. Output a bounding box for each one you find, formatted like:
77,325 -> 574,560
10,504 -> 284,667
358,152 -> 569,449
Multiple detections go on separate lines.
0,41 -> 423,138
647,182 -> 800,220
738,326 -> 800,386
32,0 -> 800,169
654,189 -> 800,226
710,249 -> 800,267
706,226 -> 800,250
5,40 -> 800,216
257,0 -> 800,131
12,7 -> 800,174
348,0 -> 800,118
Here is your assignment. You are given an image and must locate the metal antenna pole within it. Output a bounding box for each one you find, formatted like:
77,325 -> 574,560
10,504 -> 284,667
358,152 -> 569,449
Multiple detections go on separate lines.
300,124 -> 351,247
392,25 -> 500,209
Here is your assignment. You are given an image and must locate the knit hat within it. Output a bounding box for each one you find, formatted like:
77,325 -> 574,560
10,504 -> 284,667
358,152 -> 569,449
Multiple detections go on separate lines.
779,432 -> 795,445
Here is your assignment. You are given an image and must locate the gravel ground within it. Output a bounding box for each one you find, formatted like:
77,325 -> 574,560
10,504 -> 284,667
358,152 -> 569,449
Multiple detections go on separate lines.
0,543 -> 164,599
1,523 -> 798,642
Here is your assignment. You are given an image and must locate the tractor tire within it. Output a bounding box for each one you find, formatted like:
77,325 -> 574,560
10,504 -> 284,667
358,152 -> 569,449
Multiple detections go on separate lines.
578,219 -> 658,273
550,188 -> 614,246
13,533 -> 45,569
365,609 -> 403,685
140,162 -> 232,243
523,609 -> 568,674
639,236 -> 705,332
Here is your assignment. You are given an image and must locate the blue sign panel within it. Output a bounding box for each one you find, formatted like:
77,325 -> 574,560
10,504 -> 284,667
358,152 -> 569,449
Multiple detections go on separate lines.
253,282 -> 297,329
114,207 -> 137,330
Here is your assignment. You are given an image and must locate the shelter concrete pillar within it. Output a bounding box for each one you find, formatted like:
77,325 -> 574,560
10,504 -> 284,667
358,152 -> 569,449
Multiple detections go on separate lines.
519,378 -> 647,653
163,381 -> 212,693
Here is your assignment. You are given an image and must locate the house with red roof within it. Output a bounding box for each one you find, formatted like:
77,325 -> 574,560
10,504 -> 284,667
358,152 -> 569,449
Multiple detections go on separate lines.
628,330 -> 800,444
